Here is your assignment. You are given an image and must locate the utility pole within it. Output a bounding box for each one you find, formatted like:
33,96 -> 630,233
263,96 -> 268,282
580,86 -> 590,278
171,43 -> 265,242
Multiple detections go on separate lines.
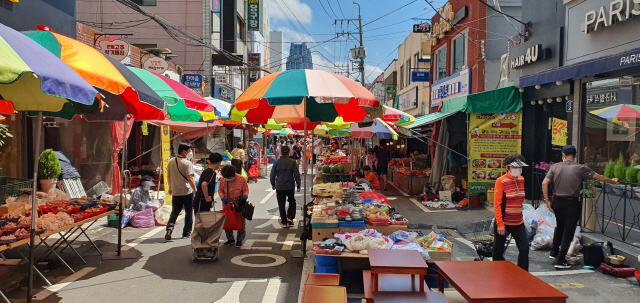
335,2 -> 366,85
354,2 -> 365,86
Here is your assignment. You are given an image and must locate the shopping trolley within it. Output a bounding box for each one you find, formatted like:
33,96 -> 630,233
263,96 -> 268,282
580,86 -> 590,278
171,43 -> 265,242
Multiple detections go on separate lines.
471,219 -> 512,261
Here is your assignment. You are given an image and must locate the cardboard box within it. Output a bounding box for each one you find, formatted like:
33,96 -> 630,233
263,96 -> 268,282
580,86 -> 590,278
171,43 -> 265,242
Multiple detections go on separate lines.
427,239 -> 453,262
312,228 -> 339,242
342,162 -> 352,173
365,224 -> 408,236
339,228 -> 362,234
0,204 -> 25,216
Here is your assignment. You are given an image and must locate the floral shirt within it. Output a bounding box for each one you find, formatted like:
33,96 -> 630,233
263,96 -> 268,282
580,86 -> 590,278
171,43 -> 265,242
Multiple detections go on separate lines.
218,173 -> 249,202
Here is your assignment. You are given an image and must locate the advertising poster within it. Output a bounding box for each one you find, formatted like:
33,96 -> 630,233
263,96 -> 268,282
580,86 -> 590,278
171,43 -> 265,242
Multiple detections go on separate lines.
468,112 -> 522,194
161,125 -> 172,205
551,118 -> 568,146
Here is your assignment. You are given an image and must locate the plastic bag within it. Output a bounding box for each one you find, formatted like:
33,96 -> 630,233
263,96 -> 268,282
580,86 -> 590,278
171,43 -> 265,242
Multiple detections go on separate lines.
131,208 -> 155,228
388,231 -> 419,243
121,209 -> 137,228
154,205 -> 172,226
522,204 -> 536,236
147,200 -> 162,210
391,243 -> 430,260
241,168 -> 248,181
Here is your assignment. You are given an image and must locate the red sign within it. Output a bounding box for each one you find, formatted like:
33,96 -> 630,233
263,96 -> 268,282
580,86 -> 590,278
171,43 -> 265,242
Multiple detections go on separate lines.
97,36 -> 130,62
491,122 -> 518,129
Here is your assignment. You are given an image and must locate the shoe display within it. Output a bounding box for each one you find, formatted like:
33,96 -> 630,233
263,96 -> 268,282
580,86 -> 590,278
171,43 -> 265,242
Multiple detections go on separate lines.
223,239 -> 235,246
165,229 -> 172,240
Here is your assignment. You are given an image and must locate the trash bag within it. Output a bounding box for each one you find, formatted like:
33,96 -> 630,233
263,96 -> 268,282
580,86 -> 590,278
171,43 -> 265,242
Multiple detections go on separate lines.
131,208 -> 155,228
522,204 -> 536,237
155,205 -> 172,226
388,231 -> 419,243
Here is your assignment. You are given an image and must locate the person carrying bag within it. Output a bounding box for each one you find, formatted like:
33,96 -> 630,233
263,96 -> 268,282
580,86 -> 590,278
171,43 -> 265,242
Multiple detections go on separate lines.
219,165 -> 249,247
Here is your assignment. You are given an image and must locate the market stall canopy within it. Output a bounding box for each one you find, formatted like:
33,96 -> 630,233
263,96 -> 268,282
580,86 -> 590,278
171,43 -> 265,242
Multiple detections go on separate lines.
206,97 -> 232,120
0,23 -> 99,113
441,86 -> 522,114
148,120 -> 219,133
408,111 -> 459,129
345,118 -> 398,139
381,106 -> 415,126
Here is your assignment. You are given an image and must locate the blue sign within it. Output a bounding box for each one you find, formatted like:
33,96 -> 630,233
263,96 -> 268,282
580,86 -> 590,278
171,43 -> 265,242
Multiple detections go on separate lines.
214,85 -> 235,102
566,100 -> 573,113
212,0 -> 220,13
411,71 -> 430,82
430,69 -> 471,107
182,74 -> 203,89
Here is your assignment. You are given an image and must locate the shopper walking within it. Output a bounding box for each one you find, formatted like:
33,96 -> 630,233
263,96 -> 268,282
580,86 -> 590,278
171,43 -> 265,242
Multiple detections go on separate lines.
165,142 -> 197,240
375,143 -> 391,190
247,140 -> 259,172
270,146 -> 301,228
231,142 -> 245,175
194,153 -> 222,213
219,165 -> 249,247
493,154 -> 530,271
542,145 -> 618,269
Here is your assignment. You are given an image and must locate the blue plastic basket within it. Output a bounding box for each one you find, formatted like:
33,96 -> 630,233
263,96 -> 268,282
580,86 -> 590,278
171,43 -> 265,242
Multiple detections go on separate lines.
339,221 -> 366,229
311,222 -> 339,229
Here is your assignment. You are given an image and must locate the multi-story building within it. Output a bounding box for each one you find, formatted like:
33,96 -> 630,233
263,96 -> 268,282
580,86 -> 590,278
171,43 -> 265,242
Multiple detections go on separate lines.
286,43 -> 313,70
269,31 -> 284,72
396,32 -> 431,117
369,74 -> 386,104
383,60 -> 398,107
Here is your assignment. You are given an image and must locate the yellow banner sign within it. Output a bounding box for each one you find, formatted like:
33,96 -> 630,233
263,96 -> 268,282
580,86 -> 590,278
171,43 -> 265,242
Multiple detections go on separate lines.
468,112 -> 523,194
161,125 -> 172,205
551,118 -> 568,146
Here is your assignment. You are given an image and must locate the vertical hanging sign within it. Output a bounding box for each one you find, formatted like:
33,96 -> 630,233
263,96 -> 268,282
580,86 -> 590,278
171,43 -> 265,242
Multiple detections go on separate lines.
248,0 -> 260,32
161,125 -> 172,205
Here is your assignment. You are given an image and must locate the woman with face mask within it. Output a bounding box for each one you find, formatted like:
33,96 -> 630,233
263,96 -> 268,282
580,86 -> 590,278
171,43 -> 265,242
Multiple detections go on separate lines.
130,175 -> 159,211
492,154 -> 530,271
218,165 -> 249,247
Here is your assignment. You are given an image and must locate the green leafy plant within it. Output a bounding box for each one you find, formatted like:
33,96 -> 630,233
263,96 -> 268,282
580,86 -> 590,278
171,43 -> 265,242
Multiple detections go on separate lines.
38,149 -> 61,180
581,179 -> 601,198
614,153 -> 627,182
0,123 -> 13,146
604,160 -> 615,179
627,161 -> 639,184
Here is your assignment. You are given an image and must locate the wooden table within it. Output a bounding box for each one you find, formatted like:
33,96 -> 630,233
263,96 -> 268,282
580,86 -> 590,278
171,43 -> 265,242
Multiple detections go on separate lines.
372,291 -> 449,303
434,261 -> 568,303
301,285 -> 347,303
368,249 -> 429,292
305,273 -> 340,286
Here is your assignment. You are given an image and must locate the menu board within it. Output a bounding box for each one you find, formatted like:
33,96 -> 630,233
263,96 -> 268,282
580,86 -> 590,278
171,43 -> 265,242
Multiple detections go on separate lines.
468,112 -> 522,195
551,118 -> 568,146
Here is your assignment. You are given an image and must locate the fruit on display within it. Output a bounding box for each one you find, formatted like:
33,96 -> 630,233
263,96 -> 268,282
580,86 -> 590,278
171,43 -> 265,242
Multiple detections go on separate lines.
330,165 -> 338,174
337,164 -> 344,173
322,165 -> 331,174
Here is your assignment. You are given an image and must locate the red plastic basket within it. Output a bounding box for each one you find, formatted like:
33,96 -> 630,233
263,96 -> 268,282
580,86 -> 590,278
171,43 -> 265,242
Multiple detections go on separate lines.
313,246 -> 342,256
389,219 -> 408,226
0,226 -> 20,235
366,220 -> 389,226
51,208 -> 73,215
38,205 -> 52,214
367,217 -> 389,226
48,200 -> 71,207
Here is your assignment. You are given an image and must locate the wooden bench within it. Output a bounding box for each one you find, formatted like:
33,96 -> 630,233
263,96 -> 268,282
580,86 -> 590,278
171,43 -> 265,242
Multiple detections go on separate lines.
305,273 -> 340,286
363,270 -> 430,303
301,285 -> 347,303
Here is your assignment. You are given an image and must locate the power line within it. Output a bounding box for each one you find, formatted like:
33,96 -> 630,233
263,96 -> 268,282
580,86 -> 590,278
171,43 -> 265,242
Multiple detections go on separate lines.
477,0 -> 527,26
326,0 -> 339,20
424,0 -> 480,46
318,0 -> 336,19
336,0 -> 346,19
361,0 -> 418,28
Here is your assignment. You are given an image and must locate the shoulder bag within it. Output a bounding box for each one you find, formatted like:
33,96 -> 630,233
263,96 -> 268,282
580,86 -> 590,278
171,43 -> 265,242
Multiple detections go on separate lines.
222,181 -> 244,230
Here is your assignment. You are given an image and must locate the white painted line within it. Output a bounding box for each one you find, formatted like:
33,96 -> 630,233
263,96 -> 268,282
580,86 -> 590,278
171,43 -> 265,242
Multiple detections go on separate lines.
214,280 -> 248,303
386,197 -> 398,200
531,269 -> 592,277
241,233 -> 278,250
455,237 -> 476,250
217,278 -> 269,282
123,214 -> 184,250
259,190 -> 277,204
262,278 -> 281,303
230,254 -> 287,268
409,198 -> 431,212
388,182 -> 409,197
32,267 -> 96,300
281,233 -> 297,251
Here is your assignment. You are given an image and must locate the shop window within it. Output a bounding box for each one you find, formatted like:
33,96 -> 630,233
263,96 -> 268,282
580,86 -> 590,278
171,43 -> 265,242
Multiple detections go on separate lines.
237,17 -> 245,41
132,0 -> 156,6
452,35 -> 467,74
437,46 -> 447,81
406,59 -> 411,86
584,75 -> 640,174
400,65 -> 404,90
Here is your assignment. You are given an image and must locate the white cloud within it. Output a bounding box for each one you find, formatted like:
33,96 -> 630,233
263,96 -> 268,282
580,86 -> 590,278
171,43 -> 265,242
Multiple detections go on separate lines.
364,65 -> 384,83
271,0 -> 313,24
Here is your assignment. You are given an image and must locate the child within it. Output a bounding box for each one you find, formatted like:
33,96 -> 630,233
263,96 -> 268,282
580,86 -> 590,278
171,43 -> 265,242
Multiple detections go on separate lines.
356,171 -> 374,189
362,165 -> 380,190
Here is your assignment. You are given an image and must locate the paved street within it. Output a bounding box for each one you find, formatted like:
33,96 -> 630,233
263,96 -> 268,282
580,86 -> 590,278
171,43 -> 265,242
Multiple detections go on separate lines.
2,167 -> 640,302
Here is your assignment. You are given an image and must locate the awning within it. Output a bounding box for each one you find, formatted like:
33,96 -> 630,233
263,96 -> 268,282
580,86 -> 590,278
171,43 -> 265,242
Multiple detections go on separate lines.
520,46 -> 640,88
441,86 -> 522,114
408,111 -> 459,129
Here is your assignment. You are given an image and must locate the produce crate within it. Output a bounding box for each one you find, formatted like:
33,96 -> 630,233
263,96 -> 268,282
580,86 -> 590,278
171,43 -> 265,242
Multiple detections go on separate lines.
389,218 -> 408,226
322,174 -> 338,183
310,222 -> 339,229
0,177 -> 32,205
339,221 -> 366,229
339,174 -> 353,182
107,213 -> 120,228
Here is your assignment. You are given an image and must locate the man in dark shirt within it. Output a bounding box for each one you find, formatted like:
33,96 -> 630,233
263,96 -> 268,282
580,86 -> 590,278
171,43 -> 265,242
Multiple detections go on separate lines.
194,153 -> 222,213
375,143 -> 391,191
270,146 -> 301,228
542,145 -> 618,269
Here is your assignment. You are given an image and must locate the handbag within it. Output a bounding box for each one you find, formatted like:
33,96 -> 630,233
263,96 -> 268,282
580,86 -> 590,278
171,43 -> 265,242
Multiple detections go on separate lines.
242,200 -> 255,221
222,203 -> 243,230
227,181 -> 245,213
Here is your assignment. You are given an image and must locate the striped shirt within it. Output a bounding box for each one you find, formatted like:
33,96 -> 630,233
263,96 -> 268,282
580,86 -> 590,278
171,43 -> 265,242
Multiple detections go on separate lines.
494,174 -> 525,228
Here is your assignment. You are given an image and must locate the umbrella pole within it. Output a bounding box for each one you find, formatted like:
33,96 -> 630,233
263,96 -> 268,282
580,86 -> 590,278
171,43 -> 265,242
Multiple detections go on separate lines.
303,102 -> 308,255
27,113 -> 43,303
103,116 -> 136,260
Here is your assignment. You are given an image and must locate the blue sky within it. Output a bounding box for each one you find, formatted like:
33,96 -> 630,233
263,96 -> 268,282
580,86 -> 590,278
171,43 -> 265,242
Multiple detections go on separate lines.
269,0 -> 443,83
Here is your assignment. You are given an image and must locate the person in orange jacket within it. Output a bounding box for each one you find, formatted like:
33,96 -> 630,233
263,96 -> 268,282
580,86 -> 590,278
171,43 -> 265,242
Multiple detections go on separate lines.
362,166 -> 380,190
493,154 -> 529,271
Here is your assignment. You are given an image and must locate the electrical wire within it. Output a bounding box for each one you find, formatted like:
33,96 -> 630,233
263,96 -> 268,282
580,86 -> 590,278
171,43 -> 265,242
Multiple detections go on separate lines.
361,0 -> 419,28
336,0 -> 346,19
326,0 -> 339,20
318,0 -> 336,19
491,0 -> 522,35
477,0 -> 527,25
424,0 -> 480,46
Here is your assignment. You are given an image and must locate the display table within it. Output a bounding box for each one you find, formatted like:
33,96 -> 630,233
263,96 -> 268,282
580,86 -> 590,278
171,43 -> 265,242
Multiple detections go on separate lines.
392,171 -> 429,195
301,285 -> 347,303
434,261 -> 568,302
369,249 -> 429,292
372,291 -> 448,303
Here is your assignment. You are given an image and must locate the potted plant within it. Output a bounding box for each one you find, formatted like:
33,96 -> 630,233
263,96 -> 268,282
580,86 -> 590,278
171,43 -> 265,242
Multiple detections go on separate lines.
38,149 -> 61,193
612,153 -> 626,195
581,179 -> 600,232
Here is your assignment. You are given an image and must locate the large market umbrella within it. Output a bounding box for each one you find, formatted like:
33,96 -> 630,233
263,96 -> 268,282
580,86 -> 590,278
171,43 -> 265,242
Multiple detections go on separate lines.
206,97 -> 232,120
381,106 -> 415,126
23,30 -> 165,121
0,23 -> 103,303
590,104 -> 640,125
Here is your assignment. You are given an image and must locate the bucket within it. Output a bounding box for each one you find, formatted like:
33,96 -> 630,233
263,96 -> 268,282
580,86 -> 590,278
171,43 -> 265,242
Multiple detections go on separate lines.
425,267 -> 450,289
315,255 -> 339,273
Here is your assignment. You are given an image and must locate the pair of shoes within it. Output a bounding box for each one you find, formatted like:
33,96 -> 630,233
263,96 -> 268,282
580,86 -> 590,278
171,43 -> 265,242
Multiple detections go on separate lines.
554,261 -> 571,269
281,223 -> 288,229
183,232 -> 192,238
236,240 -> 243,247
223,239 -> 235,246
165,229 -> 173,240
287,219 -> 295,227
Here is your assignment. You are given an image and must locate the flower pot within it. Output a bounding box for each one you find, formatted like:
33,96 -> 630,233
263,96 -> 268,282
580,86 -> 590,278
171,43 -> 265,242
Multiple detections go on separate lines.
611,184 -> 625,195
39,179 -> 57,193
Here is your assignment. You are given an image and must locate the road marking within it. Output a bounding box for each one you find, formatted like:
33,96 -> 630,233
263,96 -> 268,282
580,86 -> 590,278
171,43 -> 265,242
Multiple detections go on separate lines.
262,278 -> 281,303
259,190 -> 277,204
550,282 -> 584,289
386,197 -> 398,200
218,278 -> 269,282
214,280 -> 248,303
242,233 -> 279,250
281,233 -> 299,251
409,198 -> 431,212
532,270 -> 591,277
230,254 -> 287,268
256,216 -> 298,230
32,267 -> 96,300
122,226 -> 165,251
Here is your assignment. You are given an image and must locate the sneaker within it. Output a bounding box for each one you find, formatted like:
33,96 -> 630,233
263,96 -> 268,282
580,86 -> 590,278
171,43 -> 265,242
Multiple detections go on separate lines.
281,223 -> 288,229
549,252 -> 558,260
183,232 -> 192,238
236,240 -> 243,247
554,262 -> 571,269
287,219 -> 295,226
165,229 -> 172,240
223,239 -> 235,246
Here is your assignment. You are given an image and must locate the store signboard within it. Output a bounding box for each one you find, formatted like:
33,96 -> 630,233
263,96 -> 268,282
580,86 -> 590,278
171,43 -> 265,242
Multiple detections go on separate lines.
233,68 -> 242,90
430,68 -> 471,107
214,85 -> 235,102
386,86 -> 396,93
97,37 -> 130,62
510,44 -> 551,69
161,125 -> 172,205
551,118 -> 568,146
468,112 -> 523,194
214,73 -> 229,85
398,87 -> 418,111
411,71 -> 430,82
248,53 -> 261,84
182,74 -> 203,89
212,0 -> 220,13
413,23 -> 431,33
248,0 -> 260,32
586,90 -> 618,106
143,57 -> 168,73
